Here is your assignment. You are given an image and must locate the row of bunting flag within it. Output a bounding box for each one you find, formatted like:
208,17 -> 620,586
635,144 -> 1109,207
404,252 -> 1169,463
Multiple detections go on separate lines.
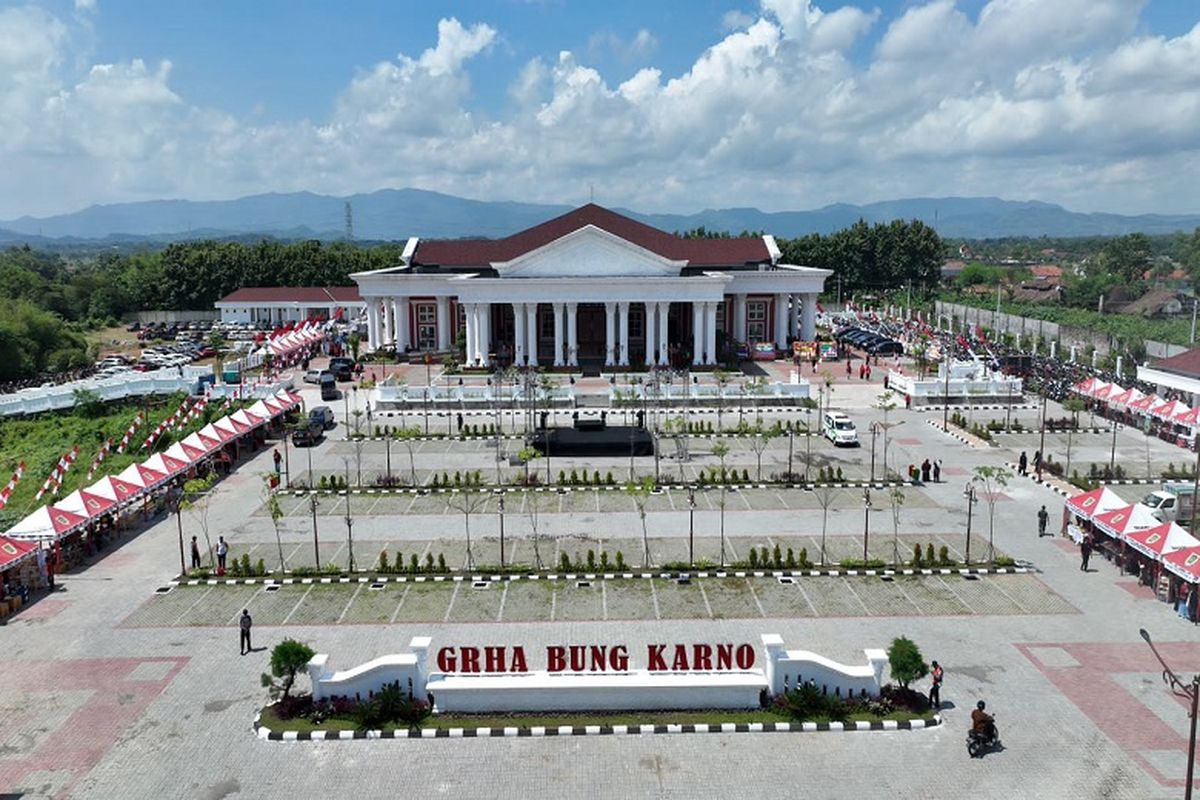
0,462 -> 25,511
34,447 -> 79,502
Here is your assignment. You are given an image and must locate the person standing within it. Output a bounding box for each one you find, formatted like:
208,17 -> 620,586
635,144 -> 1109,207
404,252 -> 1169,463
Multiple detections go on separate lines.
846,357 -> 852,378
273,450 -> 282,475
929,660 -> 944,708
217,536 -> 228,573
1080,534 -> 1093,571
1033,450 -> 1042,480
1018,451 -> 1028,476
932,459 -> 941,483
239,609 -> 253,655
190,536 -> 201,569
1037,505 -> 1049,537
921,459 -> 931,483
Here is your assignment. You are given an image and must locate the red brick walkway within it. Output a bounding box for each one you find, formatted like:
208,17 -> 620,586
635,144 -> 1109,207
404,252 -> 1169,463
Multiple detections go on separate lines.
0,657 -> 188,798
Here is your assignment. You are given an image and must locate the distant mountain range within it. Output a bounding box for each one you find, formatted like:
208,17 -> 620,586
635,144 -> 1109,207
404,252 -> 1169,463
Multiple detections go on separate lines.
2,188 -> 1198,243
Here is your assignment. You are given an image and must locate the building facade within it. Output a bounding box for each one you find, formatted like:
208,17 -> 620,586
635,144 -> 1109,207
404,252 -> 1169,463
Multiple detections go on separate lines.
215,287 -> 363,325
351,205 -> 830,368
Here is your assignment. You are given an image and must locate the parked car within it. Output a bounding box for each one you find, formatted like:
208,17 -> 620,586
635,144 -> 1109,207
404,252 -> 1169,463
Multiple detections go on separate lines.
291,421 -> 324,447
320,374 -> 339,400
823,411 -> 860,447
309,406 -> 335,430
303,369 -> 329,385
328,357 -> 356,381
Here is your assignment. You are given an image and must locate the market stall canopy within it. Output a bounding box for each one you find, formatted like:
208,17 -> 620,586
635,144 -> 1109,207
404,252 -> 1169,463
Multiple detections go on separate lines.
214,416 -> 248,437
1107,387 -> 1144,409
181,432 -> 219,456
274,390 -> 303,409
1074,377 -> 1096,396
0,536 -> 37,569
54,487 -> 117,521
5,504 -> 88,541
1091,382 -> 1117,401
1152,398 -> 1186,421
87,475 -> 142,506
117,462 -> 166,490
229,409 -> 265,430
1164,545 -> 1200,583
165,441 -> 205,465
1092,503 -> 1160,539
143,452 -> 189,479
246,400 -> 278,421
199,422 -> 234,444
1174,406 -> 1200,427
1065,486 -> 1127,521
1129,394 -> 1159,413
1126,522 -> 1200,560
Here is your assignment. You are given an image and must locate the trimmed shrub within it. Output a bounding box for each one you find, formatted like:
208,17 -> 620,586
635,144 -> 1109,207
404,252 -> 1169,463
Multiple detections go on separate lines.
615,551 -> 625,570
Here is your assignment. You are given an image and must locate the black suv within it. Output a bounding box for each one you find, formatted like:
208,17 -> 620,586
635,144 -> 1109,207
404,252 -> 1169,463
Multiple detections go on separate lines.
291,421 -> 324,447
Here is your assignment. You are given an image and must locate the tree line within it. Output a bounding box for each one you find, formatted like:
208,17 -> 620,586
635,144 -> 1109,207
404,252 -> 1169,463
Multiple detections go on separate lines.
776,218 -> 944,295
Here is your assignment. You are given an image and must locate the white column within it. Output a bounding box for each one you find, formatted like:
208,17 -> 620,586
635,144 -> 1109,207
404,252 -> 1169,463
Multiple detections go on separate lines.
470,304 -> 484,367
692,302 -> 704,366
644,302 -> 656,366
464,303 -> 478,366
800,293 -> 817,341
566,303 -> 578,367
604,302 -> 616,366
366,299 -> 381,351
394,298 -> 410,351
788,294 -> 799,339
734,294 -> 747,343
774,293 -> 788,349
526,303 -> 539,367
552,303 -> 565,367
657,301 -> 669,366
381,298 -> 393,345
436,297 -> 451,350
705,302 -> 718,366
618,302 -> 631,366
513,302 -> 527,365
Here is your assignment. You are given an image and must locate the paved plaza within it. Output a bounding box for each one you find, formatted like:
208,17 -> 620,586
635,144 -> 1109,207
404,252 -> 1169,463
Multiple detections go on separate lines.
3,368 -> 1199,799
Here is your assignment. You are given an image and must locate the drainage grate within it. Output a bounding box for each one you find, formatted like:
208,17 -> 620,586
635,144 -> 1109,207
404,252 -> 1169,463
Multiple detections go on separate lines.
368,582 -> 385,591
154,586 -> 173,594
676,576 -> 691,586
472,580 -> 490,589
264,584 -> 281,592
880,575 -> 894,583
576,580 -> 591,589
777,576 -> 795,586
963,574 -> 980,581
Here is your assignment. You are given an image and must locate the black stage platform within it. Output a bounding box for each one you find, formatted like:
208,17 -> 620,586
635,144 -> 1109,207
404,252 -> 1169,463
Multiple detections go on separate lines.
529,425 -> 654,457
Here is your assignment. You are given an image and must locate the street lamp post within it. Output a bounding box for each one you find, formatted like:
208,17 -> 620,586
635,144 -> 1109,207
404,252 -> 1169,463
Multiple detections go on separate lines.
964,482 -> 977,565
1109,419 -> 1121,475
787,430 -> 794,481
862,487 -> 871,561
1139,628 -> 1199,799
498,494 -> 506,569
1037,392 -> 1048,480
688,486 -> 696,566
309,494 -> 320,567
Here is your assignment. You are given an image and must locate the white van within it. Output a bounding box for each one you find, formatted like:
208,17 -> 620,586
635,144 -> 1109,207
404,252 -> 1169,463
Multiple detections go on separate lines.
823,412 -> 859,447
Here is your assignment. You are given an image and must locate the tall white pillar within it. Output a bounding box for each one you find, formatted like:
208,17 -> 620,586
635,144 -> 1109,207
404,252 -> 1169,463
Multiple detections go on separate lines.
552,303 -> 565,367
700,303 -> 710,367
366,299 -> 381,351
800,293 -> 817,341
566,303 -> 578,367
644,302 -> 657,365
618,302 -> 631,366
691,302 -> 704,366
604,302 -> 616,366
774,293 -> 788,349
788,294 -> 799,338
381,298 -> 393,345
526,303 -> 539,367
436,297 -> 451,350
464,303 -> 478,366
514,302 -> 527,365
478,303 -> 490,366
733,294 -> 747,343
657,301 -> 669,366
393,298 -> 410,351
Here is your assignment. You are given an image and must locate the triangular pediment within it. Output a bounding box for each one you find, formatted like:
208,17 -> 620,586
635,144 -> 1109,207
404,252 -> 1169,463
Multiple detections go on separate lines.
492,225 -> 686,278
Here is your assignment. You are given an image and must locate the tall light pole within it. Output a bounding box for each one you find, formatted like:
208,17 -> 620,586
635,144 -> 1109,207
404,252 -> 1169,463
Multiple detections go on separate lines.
688,486 -> 696,566
1109,419 -> 1121,475
862,487 -> 871,561
309,493 -> 320,567
787,430 -> 794,481
1139,628 -> 1198,799
964,482 -> 977,565
1037,392 -> 1048,480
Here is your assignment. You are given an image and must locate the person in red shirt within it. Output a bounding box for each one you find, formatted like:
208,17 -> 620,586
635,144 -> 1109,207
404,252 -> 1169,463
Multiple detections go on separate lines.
929,660 -> 943,708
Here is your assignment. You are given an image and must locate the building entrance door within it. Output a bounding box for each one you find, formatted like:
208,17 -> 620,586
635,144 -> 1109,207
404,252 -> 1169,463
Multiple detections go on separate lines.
576,304 -> 606,360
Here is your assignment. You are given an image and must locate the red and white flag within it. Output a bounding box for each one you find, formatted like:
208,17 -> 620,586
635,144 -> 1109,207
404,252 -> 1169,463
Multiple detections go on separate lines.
0,461 -> 25,510
35,447 -> 78,501
116,412 -> 146,454
85,439 -> 114,481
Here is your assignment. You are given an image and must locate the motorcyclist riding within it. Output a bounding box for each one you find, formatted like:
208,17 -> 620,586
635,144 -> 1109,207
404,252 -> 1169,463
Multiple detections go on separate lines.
971,700 -> 996,741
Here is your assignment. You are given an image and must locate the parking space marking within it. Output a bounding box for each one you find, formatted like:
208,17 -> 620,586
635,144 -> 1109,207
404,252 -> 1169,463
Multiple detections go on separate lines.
442,582 -> 461,623
171,585 -> 214,626
389,584 -> 412,624
649,579 -> 661,620
744,579 -> 767,618
697,580 -> 714,618
601,580 -> 609,621
279,586 -> 312,626
495,582 -> 508,622
336,583 -> 363,624
934,574 -> 974,613
840,579 -> 872,615
792,580 -> 819,616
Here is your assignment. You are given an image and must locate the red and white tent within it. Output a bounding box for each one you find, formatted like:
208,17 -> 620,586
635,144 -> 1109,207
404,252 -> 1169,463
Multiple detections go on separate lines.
54,487 -> 117,522
5,504 -> 88,541
214,416 -> 249,437
117,462 -> 167,491
167,439 -> 207,463
0,536 -> 37,570
143,452 -> 189,480
1152,398 -> 1186,421
1126,522 -> 1200,560
1107,387 -> 1144,409
1129,394 -> 1159,414
199,422 -> 234,446
1092,503 -> 1160,539
1065,486 -> 1127,522
1164,545 -> 1200,583
181,432 -> 219,456
229,408 -> 265,430
1091,382 -> 1118,401
274,389 -> 303,409
1175,406 -> 1200,428
1073,377 -> 1096,396
87,474 -> 143,506
246,400 -> 279,421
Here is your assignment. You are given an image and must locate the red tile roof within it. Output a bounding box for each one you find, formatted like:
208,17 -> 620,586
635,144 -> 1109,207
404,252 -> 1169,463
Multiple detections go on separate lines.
217,286 -> 362,304
1151,346 -> 1200,379
1029,265 -> 1062,278
413,204 -> 771,268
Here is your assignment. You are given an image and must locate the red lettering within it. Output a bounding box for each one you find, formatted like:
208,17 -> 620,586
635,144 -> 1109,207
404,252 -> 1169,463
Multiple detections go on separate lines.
716,644 -> 734,670
436,647 -> 456,673
460,647 -> 480,673
569,645 -> 586,672
693,644 -> 713,671
647,644 -> 668,671
610,645 -> 629,671
484,646 -> 506,673
589,646 -> 608,672
546,646 -> 566,672
510,646 -> 528,673
671,644 -> 689,671
735,643 -> 755,670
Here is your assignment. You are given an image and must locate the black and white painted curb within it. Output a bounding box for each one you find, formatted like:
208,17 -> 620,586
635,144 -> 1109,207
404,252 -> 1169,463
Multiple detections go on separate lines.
374,406 -> 818,419
254,712 -> 942,741
175,566 -> 1029,589
282,480 -> 916,498
927,419 -> 990,448
915,404 -> 1038,413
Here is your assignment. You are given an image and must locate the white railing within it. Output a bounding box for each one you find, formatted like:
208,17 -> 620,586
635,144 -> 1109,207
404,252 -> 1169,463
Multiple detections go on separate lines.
0,366 -> 214,417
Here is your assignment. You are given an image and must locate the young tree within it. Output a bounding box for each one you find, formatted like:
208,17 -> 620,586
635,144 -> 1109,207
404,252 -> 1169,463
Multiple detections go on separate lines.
445,485 -> 488,570
972,465 -> 1011,563
262,475 -> 288,574
875,390 -> 900,479
517,446 -> 542,486
524,490 -> 552,570
261,639 -> 316,699
182,473 -> 218,568
348,332 -> 361,363
886,636 -> 928,690
624,475 -> 655,568
712,440 -> 730,483
713,369 -> 731,431
1062,396 -> 1086,477
813,484 -> 837,566
392,426 -> 422,486
748,428 -> 779,481
889,487 -> 906,568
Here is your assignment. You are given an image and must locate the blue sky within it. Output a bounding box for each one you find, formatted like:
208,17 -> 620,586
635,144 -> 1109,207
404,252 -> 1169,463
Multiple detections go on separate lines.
2,0 -> 1200,218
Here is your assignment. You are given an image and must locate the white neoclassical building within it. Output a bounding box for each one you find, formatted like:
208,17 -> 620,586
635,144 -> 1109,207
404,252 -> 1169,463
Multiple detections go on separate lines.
351,204 -> 830,369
